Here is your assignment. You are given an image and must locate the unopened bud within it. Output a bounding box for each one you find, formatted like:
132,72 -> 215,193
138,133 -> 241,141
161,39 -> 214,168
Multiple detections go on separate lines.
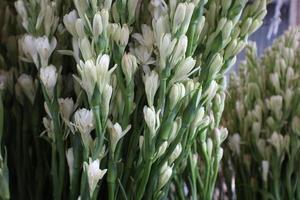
169,83 -> 185,110
93,12 -> 103,37
121,53 -> 138,82
17,74 -> 36,104
40,65 -> 58,99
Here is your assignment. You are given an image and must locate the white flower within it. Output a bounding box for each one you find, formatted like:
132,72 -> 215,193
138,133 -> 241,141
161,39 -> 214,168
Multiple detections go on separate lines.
36,36 -> 57,68
143,70 -> 159,107
132,24 -> 154,49
158,163 -> 173,189
132,46 -> 155,66
21,35 -> 39,68
17,74 -> 36,104
74,108 -> 94,149
107,121 -> 131,153
63,10 -> 78,37
74,108 -> 94,135
58,98 -> 74,122
40,65 -> 58,99
143,106 -> 160,137
158,33 -> 177,69
84,158 -> 107,197
76,54 -> 116,100
121,53 -> 138,82
171,57 -> 197,83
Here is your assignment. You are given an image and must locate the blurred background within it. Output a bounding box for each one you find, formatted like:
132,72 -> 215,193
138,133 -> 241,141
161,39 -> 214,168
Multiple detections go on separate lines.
235,0 -> 299,66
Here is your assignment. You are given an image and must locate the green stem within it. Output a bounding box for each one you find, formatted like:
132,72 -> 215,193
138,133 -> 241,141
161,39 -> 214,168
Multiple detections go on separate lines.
136,159 -> 153,200
107,153 -> 117,200
92,105 -> 104,159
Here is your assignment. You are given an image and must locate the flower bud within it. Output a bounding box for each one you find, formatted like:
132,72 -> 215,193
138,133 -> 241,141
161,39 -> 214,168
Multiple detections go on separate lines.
101,9 -> 109,31
169,83 -> 185,110
58,98 -> 74,122
156,141 -> 168,158
79,37 -> 93,61
17,74 -> 36,104
143,70 -> 159,107
171,35 -> 188,66
21,35 -> 38,67
268,132 -> 284,156
15,0 -> 28,30
266,96 -> 283,121
172,57 -> 196,83
158,163 -> 173,189
270,73 -> 280,92
102,84 -> 113,120
207,138 -> 213,159
143,106 -> 160,137
172,3 -> 186,34
169,143 -> 182,164
75,19 -> 86,38
180,3 -> 194,35
66,148 -> 74,182
63,10 -> 78,37
121,53 -> 138,82
248,20 -> 263,35
74,108 -> 94,136
203,80 -> 218,103
262,160 -> 269,182
216,147 -> 223,162
240,18 -> 253,37
139,136 -> 144,150
36,36 -> 57,68
120,25 -> 130,46
292,116 -> 300,136
222,20 -> 233,40
214,127 -> 228,146
92,12 -> 103,37
159,33 -> 177,69
108,121 -> 131,153
169,117 -> 182,142
40,65 -> 58,99
228,133 -> 241,155
84,158 -> 107,197
128,0 -> 139,23
74,0 -> 88,19
208,53 -> 223,79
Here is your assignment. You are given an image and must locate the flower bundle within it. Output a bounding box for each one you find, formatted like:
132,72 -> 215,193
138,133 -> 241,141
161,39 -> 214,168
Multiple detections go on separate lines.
223,28 -> 300,200
0,0 -> 265,199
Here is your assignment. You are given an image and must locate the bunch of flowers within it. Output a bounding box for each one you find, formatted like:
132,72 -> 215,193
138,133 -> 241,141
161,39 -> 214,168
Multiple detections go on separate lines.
223,28 -> 300,200
0,0 -> 266,199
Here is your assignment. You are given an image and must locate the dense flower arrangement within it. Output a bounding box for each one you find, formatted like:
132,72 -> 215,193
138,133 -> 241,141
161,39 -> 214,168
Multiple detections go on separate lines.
223,28 -> 300,200
0,0 -> 266,199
